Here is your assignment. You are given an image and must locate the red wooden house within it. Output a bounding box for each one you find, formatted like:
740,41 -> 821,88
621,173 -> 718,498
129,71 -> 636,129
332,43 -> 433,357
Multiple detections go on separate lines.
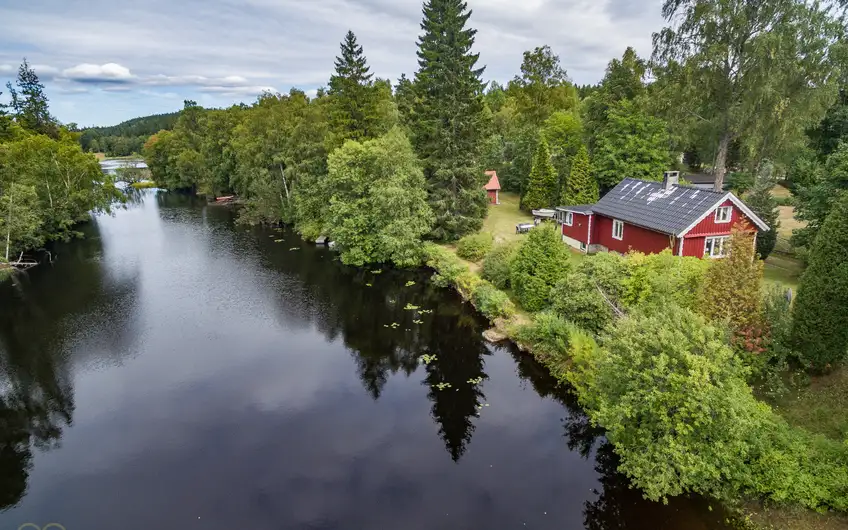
555,172 -> 769,258
483,171 -> 501,205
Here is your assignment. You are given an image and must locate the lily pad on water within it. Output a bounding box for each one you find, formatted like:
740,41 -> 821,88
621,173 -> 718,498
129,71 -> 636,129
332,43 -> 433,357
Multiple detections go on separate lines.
289,248 -> 299,251
404,303 -> 420,311
405,281 -> 416,287
274,239 -> 284,243
366,283 -> 373,287
371,270 -> 382,275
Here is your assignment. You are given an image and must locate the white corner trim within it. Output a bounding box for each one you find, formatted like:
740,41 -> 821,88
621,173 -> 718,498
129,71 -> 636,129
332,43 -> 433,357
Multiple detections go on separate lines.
676,193 -> 770,237
587,214 -> 593,246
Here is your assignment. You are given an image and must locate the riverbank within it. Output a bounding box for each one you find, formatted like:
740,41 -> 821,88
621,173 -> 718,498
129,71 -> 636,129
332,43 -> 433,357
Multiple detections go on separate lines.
421,240 -> 848,530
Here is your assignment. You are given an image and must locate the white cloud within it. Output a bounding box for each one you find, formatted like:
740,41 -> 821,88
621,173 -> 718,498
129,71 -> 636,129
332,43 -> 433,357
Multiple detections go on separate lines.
63,62 -> 136,83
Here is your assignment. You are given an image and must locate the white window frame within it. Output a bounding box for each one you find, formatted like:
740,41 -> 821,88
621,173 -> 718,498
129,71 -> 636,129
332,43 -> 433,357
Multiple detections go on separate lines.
704,236 -> 730,258
564,212 -> 574,226
612,219 -> 624,241
714,206 -> 732,224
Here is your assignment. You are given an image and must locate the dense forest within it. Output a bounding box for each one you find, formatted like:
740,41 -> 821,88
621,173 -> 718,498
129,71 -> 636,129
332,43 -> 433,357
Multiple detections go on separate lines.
0,60 -> 121,265
78,112 -> 180,156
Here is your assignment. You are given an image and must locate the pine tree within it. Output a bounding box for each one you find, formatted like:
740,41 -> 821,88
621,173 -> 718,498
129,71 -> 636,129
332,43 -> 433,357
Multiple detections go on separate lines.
412,0 -> 488,241
522,136 -> 557,211
745,185 -> 780,259
6,59 -> 57,137
562,144 -> 598,206
328,31 -> 378,143
792,193 -> 848,371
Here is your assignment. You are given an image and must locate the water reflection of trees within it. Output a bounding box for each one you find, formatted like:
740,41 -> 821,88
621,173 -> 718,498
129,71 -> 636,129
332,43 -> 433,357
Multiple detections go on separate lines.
233,224 -> 492,462
0,220 -> 138,510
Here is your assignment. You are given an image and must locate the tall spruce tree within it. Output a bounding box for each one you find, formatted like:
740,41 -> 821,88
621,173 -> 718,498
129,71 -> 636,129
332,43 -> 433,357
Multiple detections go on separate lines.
328,31 -> 379,143
6,59 -> 57,137
792,193 -> 848,371
522,136 -> 557,211
412,0 -> 487,241
562,144 -> 598,206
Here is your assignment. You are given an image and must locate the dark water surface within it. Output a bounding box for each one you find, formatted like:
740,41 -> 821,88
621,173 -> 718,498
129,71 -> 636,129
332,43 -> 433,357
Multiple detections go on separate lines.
0,191 -> 733,530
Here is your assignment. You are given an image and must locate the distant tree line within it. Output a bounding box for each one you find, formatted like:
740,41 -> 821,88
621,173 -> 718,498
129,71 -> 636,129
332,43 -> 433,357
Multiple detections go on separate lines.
78,112 -> 180,156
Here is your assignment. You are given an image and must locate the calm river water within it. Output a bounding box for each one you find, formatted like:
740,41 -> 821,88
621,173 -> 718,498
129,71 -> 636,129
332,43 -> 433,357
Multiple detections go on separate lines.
0,191 -> 733,530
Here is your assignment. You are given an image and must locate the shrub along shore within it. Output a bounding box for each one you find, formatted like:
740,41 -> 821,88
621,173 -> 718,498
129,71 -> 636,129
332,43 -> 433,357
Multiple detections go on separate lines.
423,224 -> 848,524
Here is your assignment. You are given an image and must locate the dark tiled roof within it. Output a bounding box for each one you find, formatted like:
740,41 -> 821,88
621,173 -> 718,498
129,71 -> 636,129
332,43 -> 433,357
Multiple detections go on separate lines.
591,178 -> 727,235
556,205 -> 594,214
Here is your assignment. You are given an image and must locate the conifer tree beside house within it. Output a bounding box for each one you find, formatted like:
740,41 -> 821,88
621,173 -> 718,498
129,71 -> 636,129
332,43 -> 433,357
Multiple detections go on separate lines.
745,185 -> 780,259
411,0 -> 488,241
562,144 -> 598,206
328,31 -> 381,144
522,136 -> 557,211
792,193 -> 848,370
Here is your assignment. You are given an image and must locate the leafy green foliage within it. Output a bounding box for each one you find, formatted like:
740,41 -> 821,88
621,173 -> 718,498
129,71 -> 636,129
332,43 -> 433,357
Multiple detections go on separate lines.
792,141 -> 848,249
652,0 -> 844,188
324,129 -> 434,266
562,144 -> 598,206
543,110 -> 584,196
550,271 -> 615,334
792,193 -> 848,370
583,48 -> 648,153
411,0 -> 488,240
0,125 -> 120,258
480,242 -> 518,289
593,99 -> 670,188
515,312 -> 576,369
471,281 -> 515,319
522,136 -> 557,210
568,305 -> 848,510
700,225 -> 765,338
510,224 -> 572,311
456,232 -> 493,262
745,185 -> 780,259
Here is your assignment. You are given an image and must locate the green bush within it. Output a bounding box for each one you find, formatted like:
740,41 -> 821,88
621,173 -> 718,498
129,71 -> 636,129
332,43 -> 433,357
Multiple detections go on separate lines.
551,271 -> 616,334
481,242 -> 518,289
472,281 -> 516,320
568,304 -> 848,510
515,312 -> 575,375
510,224 -> 572,311
423,243 -> 467,288
456,233 -> 493,262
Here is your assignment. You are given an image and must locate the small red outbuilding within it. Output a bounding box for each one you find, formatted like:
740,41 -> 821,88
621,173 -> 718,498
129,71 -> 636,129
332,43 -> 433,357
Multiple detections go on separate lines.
483,171 -> 501,205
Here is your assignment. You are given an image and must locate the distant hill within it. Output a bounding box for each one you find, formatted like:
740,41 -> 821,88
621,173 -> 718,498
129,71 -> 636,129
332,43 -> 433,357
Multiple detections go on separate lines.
80,112 -> 180,156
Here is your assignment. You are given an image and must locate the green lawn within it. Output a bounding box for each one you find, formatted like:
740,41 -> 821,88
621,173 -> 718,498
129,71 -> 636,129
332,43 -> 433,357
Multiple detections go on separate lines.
776,368 -> 848,441
764,254 -> 805,290
480,192 -> 534,243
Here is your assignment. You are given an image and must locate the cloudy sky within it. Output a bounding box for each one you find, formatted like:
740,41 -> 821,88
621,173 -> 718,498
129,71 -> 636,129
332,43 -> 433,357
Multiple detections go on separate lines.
0,0 -> 664,127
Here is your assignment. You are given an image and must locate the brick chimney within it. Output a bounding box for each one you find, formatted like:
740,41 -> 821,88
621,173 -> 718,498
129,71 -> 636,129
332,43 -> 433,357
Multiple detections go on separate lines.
663,171 -> 680,191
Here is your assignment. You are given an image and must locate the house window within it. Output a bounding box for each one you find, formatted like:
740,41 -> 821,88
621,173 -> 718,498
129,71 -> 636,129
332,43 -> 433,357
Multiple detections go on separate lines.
704,236 -> 730,258
564,212 -> 574,226
715,206 -> 732,223
612,219 -> 624,240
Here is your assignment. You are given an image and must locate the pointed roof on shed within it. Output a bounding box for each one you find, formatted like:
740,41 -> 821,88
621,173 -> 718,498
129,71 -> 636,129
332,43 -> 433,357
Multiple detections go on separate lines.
483,171 -> 501,191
